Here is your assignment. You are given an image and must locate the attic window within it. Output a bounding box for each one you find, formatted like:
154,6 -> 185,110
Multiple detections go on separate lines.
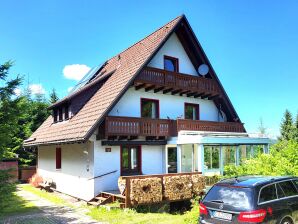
164,55 -> 179,72
53,104 -> 70,123
53,109 -> 58,123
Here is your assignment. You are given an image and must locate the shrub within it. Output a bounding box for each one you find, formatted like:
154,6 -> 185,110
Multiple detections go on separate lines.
29,173 -> 43,187
224,140 -> 298,177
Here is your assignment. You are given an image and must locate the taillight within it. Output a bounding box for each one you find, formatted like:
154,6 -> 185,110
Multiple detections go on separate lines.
199,203 -> 208,215
238,209 -> 267,223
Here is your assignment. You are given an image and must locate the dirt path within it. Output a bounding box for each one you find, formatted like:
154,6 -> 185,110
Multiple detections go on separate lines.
2,186 -> 103,224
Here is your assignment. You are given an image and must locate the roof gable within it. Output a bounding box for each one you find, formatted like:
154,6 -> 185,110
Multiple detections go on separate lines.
25,15 -> 244,146
25,15 -> 184,146
148,33 -> 199,76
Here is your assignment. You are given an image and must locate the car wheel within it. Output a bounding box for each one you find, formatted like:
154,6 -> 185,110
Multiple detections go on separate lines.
280,217 -> 293,224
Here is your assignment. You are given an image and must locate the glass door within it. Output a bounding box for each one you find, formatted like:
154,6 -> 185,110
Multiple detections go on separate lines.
181,144 -> 193,172
167,147 -> 177,173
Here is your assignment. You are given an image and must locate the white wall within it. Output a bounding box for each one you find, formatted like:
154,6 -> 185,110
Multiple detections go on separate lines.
93,140 -> 121,195
148,33 -> 198,76
141,145 -> 164,175
109,87 -> 220,121
37,142 -> 95,201
93,141 -> 165,195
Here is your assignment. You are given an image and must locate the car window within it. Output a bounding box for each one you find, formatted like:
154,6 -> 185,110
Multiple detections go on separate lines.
293,179 -> 298,190
259,184 -> 277,203
203,185 -> 253,210
276,184 -> 285,198
278,181 -> 298,197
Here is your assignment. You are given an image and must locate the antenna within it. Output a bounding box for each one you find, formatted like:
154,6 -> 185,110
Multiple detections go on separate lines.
198,64 -> 209,76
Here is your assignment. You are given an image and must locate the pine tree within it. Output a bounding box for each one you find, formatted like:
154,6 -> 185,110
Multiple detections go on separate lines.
294,112 -> 298,141
0,61 -> 22,159
280,109 -> 294,141
49,88 -> 59,104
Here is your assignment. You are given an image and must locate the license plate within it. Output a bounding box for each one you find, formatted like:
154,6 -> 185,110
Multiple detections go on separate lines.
213,211 -> 232,220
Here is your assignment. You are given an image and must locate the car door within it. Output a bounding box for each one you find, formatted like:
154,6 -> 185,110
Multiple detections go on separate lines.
277,180 -> 298,222
258,183 -> 280,223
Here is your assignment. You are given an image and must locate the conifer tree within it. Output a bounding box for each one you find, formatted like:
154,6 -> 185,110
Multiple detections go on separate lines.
280,109 -> 294,141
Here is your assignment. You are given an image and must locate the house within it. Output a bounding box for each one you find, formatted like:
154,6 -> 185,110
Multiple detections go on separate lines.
24,15 -> 272,201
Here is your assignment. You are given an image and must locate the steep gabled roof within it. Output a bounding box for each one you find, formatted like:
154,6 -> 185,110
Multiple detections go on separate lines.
24,15 -> 184,146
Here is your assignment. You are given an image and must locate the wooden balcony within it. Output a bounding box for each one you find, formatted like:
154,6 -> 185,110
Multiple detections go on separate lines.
105,116 -> 175,138
104,116 -> 245,139
177,119 -> 245,133
134,67 -> 221,98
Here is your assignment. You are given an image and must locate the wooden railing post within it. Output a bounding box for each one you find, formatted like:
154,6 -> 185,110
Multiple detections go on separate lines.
125,177 -> 131,208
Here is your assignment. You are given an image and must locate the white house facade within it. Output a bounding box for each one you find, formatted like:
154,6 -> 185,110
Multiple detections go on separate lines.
25,15 -> 272,202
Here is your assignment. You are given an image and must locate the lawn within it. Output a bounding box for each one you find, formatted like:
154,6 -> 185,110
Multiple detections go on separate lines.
21,184 -> 199,224
0,184 -> 37,218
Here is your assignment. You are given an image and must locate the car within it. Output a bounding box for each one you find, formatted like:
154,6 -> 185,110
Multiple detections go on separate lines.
199,176 -> 298,224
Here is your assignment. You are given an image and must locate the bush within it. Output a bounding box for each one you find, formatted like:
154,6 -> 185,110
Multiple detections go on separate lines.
224,140 -> 298,177
0,170 -> 14,211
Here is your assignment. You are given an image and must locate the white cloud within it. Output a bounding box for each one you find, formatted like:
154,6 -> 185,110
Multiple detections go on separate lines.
29,84 -> 46,95
14,88 -> 22,96
67,86 -> 74,92
63,64 -> 91,81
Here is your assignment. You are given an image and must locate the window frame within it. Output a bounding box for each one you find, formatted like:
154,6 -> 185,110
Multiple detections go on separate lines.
164,55 -> 179,72
140,98 -> 160,119
120,145 -> 142,176
184,103 -> 200,120
56,147 -> 62,170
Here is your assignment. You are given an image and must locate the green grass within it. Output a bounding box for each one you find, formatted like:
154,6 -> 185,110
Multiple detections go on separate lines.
87,202 -> 199,224
20,184 -> 73,207
0,184 -> 37,218
21,184 -> 199,224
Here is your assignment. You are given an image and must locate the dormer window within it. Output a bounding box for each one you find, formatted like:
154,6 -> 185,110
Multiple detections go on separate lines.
164,55 -> 179,72
53,104 -> 70,123
53,109 -> 58,122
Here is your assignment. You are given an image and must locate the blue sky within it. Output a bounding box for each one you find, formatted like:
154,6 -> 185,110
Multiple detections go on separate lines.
1,0 -> 297,137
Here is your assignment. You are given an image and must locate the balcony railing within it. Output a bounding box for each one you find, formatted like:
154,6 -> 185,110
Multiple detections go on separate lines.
177,119 -> 245,133
104,116 -> 245,138
135,67 -> 221,96
105,116 -> 175,138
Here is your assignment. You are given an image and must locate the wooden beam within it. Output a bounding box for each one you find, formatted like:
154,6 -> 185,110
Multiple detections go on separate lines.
201,93 -> 212,99
187,92 -> 197,97
145,85 -> 155,92
208,94 -> 220,100
180,90 -> 190,96
194,93 -> 205,98
101,140 -> 167,146
154,86 -> 164,93
163,88 -> 173,94
171,89 -> 182,95
135,83 -> 146,90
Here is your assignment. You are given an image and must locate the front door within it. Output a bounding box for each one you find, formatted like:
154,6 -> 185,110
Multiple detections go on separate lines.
167,147 -> 177,173
121,146 -> 141,176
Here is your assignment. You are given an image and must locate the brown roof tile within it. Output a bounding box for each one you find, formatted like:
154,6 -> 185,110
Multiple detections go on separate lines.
24,15 -> 183,146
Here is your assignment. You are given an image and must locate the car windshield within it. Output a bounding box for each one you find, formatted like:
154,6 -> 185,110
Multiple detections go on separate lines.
203,185 -> 254,210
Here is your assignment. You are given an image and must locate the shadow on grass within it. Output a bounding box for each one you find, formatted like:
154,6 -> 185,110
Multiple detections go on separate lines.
0,183 -> 38,218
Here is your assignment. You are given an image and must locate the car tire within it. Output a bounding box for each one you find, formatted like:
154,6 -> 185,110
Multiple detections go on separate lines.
279,217 -> 293,224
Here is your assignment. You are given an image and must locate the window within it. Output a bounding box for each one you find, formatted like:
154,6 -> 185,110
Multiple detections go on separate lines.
121,146 -> 141,175
204,146 -> 220,170
141,98 -> 159,119
223,146 -> 237,166
58,108 -> 63,121
278,181 -> 298,197
185,103 -> 199,120
259,184 -> 277,203
56,148 -> 61,169
53,109 -> 58,123
164,55 -> 178,72
64,106 -> 69,120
